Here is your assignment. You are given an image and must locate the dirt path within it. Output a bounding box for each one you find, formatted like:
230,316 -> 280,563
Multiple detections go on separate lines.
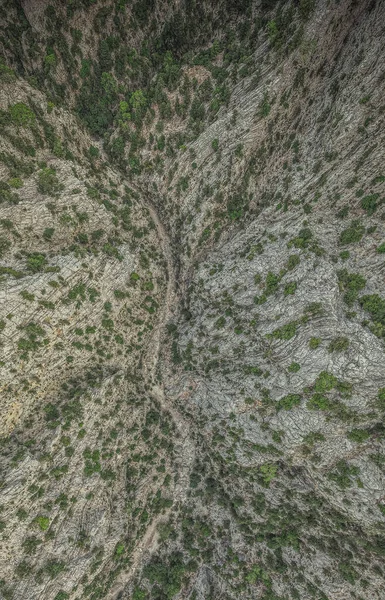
106,195 -> 195,599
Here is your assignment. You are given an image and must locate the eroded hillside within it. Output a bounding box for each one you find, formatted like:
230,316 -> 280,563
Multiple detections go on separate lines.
0,1 -> 385,599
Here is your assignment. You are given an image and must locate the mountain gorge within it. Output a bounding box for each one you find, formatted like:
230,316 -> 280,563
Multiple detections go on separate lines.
0,1 -> 385,599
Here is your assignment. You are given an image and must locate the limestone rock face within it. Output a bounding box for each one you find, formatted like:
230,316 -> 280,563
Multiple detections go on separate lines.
0,1 -> 385,599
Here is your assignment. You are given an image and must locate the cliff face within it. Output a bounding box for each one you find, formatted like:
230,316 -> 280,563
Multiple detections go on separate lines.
1,1 -> 385,599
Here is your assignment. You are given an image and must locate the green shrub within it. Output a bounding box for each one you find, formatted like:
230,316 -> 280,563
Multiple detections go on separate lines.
361,193 -> 380,215
359,294 -> 385,329
299,0 -> 315,19
378,388 -> 385,408
288,227 -> 313,249
20,290 -> 34,301
284,281 -> 297,296
9,102 -> 35,126
0,182 -> 20,205
303,431 -> 325,446
314,371 -> 338,392
337,269 -> 366,305
8,177 -> 23,188
288,362 -> 300,372
307,393 -> 333,410
44,403 -> 60,422
259,463 -> 277,485
115,542 -> 125,557
265,271 -> 280,295
304,302 -> 324,317
54,592 -> 69,600
260,91 -> 271,117
377,243 -> 385,253
143,552 -> 186,598
132,587 -> 146,600
270,321 -> 297,340
0,236 -> 11,257
339,220 -> 365,245
35,516 -> 50,531
27,253 -> 47,273
130,272 -> 140,282
89,145 -> 99,158
17,508 -> 28,521
43,227 -> 55,241
338,562 -> 358,585
215,316 -> 226,329
277,393 -> 302,411
22,536 -> 42,555
328,336 -> 349,353
0,59 -> 16,82
309,337 -> 321,349
45,559 -> 66,579
286,254 -> 300,270
37,168 -> 62,195
328,460 -> 360,489
18,322 -> 46,358
347,428 -> 370,443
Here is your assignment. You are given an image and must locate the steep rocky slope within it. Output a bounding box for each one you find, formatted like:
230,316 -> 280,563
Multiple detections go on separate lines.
0,1 -> 385,599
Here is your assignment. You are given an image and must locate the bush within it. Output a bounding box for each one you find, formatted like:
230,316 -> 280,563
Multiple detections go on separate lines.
347,428 -> 370,443
284,281 -> 297,296
9,102 -> 35,126
307,393 -> 332,410
259,463 -> 277,485
361,193 -> 379,215
27,253 -> 47,272
339,220 -> 365,245
45,559 -> 66,579
0,59 -> 15,82
22,536 -> 42,555
328,336 -> 349,353
215,316 -> 226,329
265,271 -> 280,295
309,337 -> 321,349
359,294 -> 385,329
303,431 -> 325,446
260,91 -> 271,117
130,272 -> 140,282
338,561 -> 358,584
18,322 -> 46,358
88,145 -> 99,158
37,168 -> 63,195
0,182 -> 20,205
43,227 -> 55,241
8,177 -> 23,188
288,362 -> 300,372
0,235 -> 11,257
288,227 -> 313,249
277,393 -> 302,410
115,542 -> 125,557
132,588 -> 146,600
378,388 -> 385,408
35,516 -> 50,531
271,321 -> 297,340
286,254 -> 300,270
54,592 -> 69,600
143,552 -> 186,599
377,243 -> 385,253
337,269 -> 366,305
314,371 -> 337,392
